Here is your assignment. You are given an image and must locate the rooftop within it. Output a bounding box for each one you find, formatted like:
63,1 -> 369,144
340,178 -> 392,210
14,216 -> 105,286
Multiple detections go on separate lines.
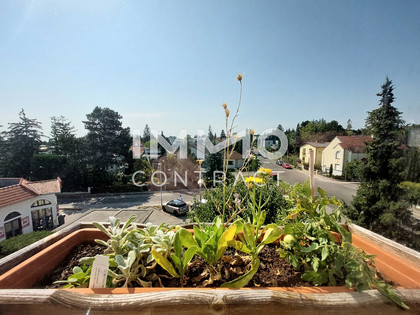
336,135 -> 372,153
0,178 -> 61,209
304,142 -> 330,148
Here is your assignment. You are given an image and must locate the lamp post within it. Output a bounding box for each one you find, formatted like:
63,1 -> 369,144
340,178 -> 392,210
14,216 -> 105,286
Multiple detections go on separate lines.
158,162 -> 162,207
197,159 -> 204,202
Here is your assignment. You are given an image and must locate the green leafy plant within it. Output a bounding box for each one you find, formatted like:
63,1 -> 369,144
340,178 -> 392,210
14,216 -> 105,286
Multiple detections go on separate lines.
179,216 -> 237,285
53,265 -> 92,288
152,231 -> 198,283
93,215 -> 137,255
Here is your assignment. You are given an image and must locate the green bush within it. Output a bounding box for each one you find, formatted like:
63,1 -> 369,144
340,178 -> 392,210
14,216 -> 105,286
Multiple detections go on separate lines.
91,183 -> 149,193
0,231 -> 52,259
399,181 -> 420,205
283,155 -> 300,167
189,179 -> 290,224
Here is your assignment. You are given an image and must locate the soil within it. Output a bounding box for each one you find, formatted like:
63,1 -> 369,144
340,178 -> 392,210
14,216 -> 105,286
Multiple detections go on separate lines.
35,242 -> 106,289
38,242 -> 318,288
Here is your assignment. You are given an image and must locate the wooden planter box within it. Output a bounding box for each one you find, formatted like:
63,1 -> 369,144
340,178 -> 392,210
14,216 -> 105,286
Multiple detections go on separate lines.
0,223 -> 419,313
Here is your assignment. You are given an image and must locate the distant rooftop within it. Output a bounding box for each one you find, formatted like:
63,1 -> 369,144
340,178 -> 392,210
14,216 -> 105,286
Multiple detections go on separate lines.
304,142 -> 330,148
336,135 -> 372,153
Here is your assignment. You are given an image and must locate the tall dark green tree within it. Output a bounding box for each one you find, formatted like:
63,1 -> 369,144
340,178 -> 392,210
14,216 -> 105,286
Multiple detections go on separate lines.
350,77 -> 411,237
220,129 -> 226,139
83,107 -> 132,186
142,124 -> 151,143
1,109 -> 43,177
204,125 -> 223,185
50,116 -> 77,155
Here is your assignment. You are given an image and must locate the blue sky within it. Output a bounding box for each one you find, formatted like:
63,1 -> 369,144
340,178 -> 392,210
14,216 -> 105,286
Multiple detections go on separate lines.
0,0 -> 419,138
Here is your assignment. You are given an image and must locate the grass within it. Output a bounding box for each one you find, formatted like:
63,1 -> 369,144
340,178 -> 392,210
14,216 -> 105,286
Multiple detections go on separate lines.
0,231 -> 52,259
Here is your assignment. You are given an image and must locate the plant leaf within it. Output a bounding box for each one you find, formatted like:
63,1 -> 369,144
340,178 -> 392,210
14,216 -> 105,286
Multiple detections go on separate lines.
152,247 -> 179,278
221,258 -> 260,288
179,228 -> 198,248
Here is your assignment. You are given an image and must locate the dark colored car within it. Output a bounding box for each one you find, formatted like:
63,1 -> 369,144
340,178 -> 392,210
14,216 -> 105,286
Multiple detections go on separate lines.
163,199 -> 189,215
276,160 -> 283,166
282,163 -> 292,169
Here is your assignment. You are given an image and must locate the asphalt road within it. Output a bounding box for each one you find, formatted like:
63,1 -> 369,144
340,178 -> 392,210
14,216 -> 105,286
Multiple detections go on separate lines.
259,156 -> 358,205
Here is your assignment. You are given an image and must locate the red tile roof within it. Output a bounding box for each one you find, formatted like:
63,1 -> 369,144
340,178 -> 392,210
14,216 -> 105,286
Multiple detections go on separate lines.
0,178 -> 61,209
304,142 -> 330,148
224,150 -> 244,160
336,136 -> 372,153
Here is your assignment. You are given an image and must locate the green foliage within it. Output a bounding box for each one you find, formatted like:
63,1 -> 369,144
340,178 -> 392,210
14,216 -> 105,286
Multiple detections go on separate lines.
50,116 -> 77,155
282,155 -> 300,167
403,147 -> 420,182
93,215 -> 137,256
83,106 -> 132,187
0,109 -> 43,177
343,160 -> 363,181
54,265 -> 92,288
152,231 -> 198,281
30,154 -> 68,180
247,157 -> 261,171
399,181 -> 420,205
189,180 -> 289,224
350,77 -> 412,238
277,182 -> 408,309
0,230 -> 52,259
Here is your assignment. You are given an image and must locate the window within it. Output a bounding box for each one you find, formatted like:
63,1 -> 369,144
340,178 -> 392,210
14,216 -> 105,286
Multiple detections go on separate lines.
335,164 -> 340,170
31,207 -> 53,231
4,212 -> 20,221
31,199 -> 51,207
4,211 -> 22,239
335,151 -> 340,159
228,161 -> 234,165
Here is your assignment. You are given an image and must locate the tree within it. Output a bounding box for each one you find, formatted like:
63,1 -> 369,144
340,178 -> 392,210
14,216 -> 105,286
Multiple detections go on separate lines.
220,129 -> 226,139
142,124 -> 151,143
50,116 -> 77,155
1,109 -> 43,177
83,107 -> 132,186
277,124 -> 284,132
350,77 -> 411,238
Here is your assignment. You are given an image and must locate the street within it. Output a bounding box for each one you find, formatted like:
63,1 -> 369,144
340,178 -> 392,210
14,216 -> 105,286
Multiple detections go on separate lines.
259,156 -> 358,205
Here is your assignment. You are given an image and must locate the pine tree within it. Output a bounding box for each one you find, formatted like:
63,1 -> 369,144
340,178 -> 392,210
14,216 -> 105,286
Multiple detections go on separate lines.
142,124 -> 151,143
50,116 -> 76,155
350,77 -> 411,237
1,109 -> 43,177
220,129 -> 226,139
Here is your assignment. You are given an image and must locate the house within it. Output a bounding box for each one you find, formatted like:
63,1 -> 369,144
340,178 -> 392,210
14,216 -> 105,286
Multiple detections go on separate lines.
0,178 -> 62,241
321,136 -> 372,176
224,150 -> 244,169
299,142 -> 330,165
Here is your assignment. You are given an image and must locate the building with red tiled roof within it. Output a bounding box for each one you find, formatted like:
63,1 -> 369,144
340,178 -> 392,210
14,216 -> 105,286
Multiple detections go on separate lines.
224,150 -> 245,169
321,136 -> 372,176
299,142 -> 331,165
0,178 -> 61,241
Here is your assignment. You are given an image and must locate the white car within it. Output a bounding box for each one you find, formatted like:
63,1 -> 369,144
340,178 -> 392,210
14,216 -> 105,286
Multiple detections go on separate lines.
163,199 -> 189,216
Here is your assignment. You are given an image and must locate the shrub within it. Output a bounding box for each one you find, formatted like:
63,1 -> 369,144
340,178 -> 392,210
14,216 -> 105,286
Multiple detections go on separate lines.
399,181 -> 420,205
0,231 -> 52,259
189,180 -> 290,224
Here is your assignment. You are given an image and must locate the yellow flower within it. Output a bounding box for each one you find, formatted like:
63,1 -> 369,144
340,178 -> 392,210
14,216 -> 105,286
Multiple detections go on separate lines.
250,129 -> 255,136
258,167 -> 272,176
237,73 -> 243,82
245,177 -> 264,185
222,103 -> 227,109
225,108 -> 230,117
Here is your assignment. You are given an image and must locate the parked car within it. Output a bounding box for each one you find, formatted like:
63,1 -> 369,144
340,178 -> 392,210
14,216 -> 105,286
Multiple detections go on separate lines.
282,163 -> 292,169
276,160 -> 283,166
163,199 -> 189,215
